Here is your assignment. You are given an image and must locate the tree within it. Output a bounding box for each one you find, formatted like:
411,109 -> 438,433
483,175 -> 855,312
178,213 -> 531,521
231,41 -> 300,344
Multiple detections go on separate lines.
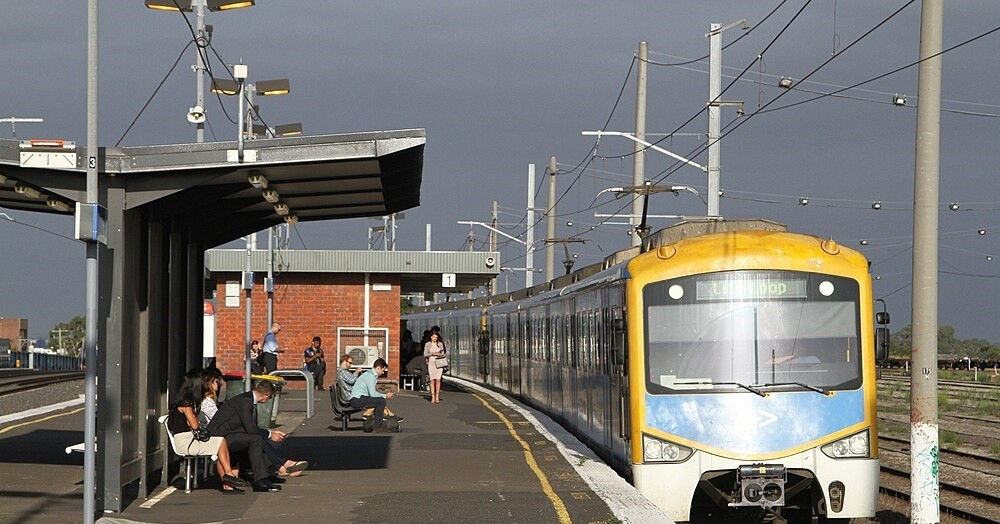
889,324 -> 1000,359
49,316 -> 85,356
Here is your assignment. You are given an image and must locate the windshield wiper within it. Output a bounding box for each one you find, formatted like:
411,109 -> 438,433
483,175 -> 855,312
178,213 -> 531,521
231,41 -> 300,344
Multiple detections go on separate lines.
758,382 -> 829,395
713,381 -> 767,397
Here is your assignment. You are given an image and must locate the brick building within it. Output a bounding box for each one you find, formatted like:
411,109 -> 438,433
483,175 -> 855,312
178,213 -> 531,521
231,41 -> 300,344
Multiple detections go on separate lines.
206,248 -> 498,385
0,317 -> 28,349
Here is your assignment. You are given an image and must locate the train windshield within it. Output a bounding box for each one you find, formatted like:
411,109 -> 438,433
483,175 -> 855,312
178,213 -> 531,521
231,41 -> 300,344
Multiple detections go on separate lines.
643,270 -> 862,394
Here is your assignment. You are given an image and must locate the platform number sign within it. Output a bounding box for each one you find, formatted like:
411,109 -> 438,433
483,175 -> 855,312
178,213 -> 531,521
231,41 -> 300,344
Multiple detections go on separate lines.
442,273 -> 456,288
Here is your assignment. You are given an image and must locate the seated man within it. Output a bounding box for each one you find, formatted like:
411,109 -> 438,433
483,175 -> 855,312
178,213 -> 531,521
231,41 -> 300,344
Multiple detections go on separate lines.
207,381 -> 307,492
405,353 -> 429,391
348,358 -> 396,432
337,353 -> 362,402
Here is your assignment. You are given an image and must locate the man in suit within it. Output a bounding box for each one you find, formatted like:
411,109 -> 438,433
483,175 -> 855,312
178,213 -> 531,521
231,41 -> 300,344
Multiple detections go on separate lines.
208,381 -> 287,492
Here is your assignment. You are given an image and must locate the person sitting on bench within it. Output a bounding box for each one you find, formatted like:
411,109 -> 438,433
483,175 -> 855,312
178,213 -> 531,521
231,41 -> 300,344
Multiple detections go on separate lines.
348,358 -> 396,433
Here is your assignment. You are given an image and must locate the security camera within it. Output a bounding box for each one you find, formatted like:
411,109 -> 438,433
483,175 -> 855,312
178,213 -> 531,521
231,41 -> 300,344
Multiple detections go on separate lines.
485,256 -> 496,268
187,105 -> 206,124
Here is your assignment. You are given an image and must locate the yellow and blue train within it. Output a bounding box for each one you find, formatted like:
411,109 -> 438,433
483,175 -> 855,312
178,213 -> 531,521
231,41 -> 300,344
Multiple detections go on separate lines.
404,219 -> 889,523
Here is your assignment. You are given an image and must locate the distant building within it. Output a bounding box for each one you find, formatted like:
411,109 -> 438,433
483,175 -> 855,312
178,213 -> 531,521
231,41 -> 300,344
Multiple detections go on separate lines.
0,318 -> 28,350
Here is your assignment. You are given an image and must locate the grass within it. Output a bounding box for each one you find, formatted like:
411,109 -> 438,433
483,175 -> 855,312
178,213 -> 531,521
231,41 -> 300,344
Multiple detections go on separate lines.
881,423 -> 908,437
975,398 -> 1000,418
990,442 -> 1000,460
940,429 -> 963,450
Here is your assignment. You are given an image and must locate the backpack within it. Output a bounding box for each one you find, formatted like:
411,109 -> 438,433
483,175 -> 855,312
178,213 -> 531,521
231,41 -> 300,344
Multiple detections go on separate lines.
363,414 -> 401,433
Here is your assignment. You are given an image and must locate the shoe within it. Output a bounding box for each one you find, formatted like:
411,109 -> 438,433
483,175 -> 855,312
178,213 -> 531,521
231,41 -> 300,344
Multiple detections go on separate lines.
395,417 -> 404,423
268,475 -> 286,484
253,480 -> 281,492
222,474 -> 251,488
220,486 -> 245,494
285,460 -> 309,474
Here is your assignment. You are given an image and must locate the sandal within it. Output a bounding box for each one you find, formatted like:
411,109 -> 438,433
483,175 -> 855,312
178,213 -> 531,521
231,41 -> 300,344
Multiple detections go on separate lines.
285,460 -> 309,474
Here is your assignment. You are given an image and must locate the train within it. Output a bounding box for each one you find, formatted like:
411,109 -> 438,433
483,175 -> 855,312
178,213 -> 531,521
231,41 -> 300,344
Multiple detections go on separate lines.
403,219 -> 890,523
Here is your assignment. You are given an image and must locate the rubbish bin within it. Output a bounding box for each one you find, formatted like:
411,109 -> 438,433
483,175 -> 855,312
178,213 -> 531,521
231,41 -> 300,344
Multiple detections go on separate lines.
222,373 -> 246,401
252,374 -> 286,429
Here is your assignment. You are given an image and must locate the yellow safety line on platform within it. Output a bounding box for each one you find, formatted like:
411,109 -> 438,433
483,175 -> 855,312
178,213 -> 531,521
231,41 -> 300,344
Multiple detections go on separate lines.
472,393 -> 571,524
0,407 -> 85,435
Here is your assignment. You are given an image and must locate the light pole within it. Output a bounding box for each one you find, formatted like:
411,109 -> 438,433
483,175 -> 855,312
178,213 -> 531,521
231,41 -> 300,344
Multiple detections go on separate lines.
145,0 -> 256,143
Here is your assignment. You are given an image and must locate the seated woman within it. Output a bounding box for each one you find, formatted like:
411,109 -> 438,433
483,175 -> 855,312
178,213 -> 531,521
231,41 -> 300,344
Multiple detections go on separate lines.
169,371 -> 250,493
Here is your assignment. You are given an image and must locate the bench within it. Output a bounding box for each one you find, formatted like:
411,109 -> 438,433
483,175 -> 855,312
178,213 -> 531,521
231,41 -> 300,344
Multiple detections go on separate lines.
399,374 -> 420,391
328,385 -> 364,431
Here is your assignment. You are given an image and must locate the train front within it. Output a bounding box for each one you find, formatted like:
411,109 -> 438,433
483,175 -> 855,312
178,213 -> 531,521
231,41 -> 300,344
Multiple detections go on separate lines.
628,233 -> 879,523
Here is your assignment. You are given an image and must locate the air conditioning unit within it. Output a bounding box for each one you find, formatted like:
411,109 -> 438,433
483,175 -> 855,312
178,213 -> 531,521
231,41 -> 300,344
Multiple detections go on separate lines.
345,346 -> 380,367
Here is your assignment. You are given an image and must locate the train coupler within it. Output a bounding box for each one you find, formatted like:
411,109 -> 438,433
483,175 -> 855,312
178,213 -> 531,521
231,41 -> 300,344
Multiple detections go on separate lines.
730,463 -> 786,508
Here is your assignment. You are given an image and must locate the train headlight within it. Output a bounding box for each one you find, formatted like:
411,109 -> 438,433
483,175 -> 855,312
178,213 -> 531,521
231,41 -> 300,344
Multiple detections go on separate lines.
642,434 -> 693,463
821,430 -> 870,459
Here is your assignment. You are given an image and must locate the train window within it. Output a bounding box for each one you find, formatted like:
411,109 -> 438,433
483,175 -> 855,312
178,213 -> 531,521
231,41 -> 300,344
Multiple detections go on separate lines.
643,270 -> 862,394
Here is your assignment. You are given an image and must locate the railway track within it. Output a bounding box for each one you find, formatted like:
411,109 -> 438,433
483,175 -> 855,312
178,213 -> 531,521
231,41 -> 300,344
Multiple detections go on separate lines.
878,434 -> 1000,523
0,370 -> 84,396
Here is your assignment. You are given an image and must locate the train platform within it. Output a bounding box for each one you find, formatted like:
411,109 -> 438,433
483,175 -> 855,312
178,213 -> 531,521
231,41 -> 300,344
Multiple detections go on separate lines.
0,376 -> 672,524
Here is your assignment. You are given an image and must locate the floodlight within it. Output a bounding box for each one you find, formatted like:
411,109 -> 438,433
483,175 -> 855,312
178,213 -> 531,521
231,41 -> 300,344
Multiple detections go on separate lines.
273,203 -> 289,216
949,203 -> 960,211
872,201 -> 881,210
860,239 -> 869,246
14,182 -> 41,199
145,0 -> 193,11
273,123 -> 303,136
211,78 -> 240,95
778,77 -> 793,89
979,228 -> 986,235
207,0 -> 254,11
255,79 -> 290,96
47,199 -> 71,212
892,94 -> 906,106
262,189 -> 280,203
798,197 -> 808,206
248,174 -> 268,189
284,215 -> 298,225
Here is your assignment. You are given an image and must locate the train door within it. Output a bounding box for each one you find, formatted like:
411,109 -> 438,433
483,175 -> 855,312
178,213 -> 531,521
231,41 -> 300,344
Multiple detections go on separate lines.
549,303 -> 563,420
521,311 -> 532,402
606,285 -> 629,461
478,312 -> 490,384
565,301 -> 579,432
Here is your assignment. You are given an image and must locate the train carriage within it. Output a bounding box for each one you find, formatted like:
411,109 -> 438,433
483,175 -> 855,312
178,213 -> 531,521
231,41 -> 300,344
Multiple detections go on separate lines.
404,220 -> 887,524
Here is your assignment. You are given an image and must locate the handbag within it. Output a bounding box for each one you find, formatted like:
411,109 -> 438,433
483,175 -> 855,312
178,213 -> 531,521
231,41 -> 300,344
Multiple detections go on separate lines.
191,426 -> 212,442
434,355 -> 449,369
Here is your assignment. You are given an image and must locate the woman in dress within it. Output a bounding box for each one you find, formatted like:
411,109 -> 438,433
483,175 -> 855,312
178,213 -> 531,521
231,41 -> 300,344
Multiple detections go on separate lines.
423,332 -> 446,403
168,371 -> 249,492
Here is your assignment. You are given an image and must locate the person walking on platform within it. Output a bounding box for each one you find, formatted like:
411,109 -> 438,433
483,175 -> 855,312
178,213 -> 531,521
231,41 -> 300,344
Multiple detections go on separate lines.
349,358 -> 396,432
424,331 -> 446,403
260,322 -> 286,374
303,336 -> 327,390
168,371 -> 249,493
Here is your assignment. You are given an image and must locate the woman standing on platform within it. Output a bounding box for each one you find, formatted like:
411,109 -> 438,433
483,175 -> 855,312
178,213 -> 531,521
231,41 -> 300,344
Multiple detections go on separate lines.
168,371 -> 249,492
423,332 -> 446,403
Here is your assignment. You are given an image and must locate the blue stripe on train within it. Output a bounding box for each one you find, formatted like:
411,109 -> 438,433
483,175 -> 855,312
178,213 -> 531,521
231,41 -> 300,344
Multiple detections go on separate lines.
645,389 -> 864,455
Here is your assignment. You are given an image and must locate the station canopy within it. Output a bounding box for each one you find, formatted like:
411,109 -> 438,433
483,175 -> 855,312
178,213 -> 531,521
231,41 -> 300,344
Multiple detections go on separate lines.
0,129 -> 425,247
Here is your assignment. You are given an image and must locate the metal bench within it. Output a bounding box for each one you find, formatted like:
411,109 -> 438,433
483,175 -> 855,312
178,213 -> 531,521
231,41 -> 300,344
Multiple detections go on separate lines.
328,385 -> 364,431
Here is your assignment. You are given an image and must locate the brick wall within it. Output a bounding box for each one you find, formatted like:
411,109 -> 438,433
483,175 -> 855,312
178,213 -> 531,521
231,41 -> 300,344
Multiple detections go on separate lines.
212,273 -> 402,387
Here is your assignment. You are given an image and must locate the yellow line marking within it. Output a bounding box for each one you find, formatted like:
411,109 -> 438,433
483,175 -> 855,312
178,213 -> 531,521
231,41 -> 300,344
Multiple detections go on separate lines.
472,393 -> 571,524
0,407 -> 85,435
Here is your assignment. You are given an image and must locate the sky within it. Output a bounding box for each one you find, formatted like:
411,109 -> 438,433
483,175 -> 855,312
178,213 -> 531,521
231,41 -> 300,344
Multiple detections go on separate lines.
2,1 -> 1000,343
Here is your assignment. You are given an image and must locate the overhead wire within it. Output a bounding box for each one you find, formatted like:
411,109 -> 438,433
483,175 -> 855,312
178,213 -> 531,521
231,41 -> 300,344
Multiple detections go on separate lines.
115,40 -> 193,146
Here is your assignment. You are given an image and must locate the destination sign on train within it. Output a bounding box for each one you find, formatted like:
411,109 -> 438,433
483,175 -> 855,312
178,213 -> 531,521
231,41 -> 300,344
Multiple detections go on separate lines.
695,278 -> 808,301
